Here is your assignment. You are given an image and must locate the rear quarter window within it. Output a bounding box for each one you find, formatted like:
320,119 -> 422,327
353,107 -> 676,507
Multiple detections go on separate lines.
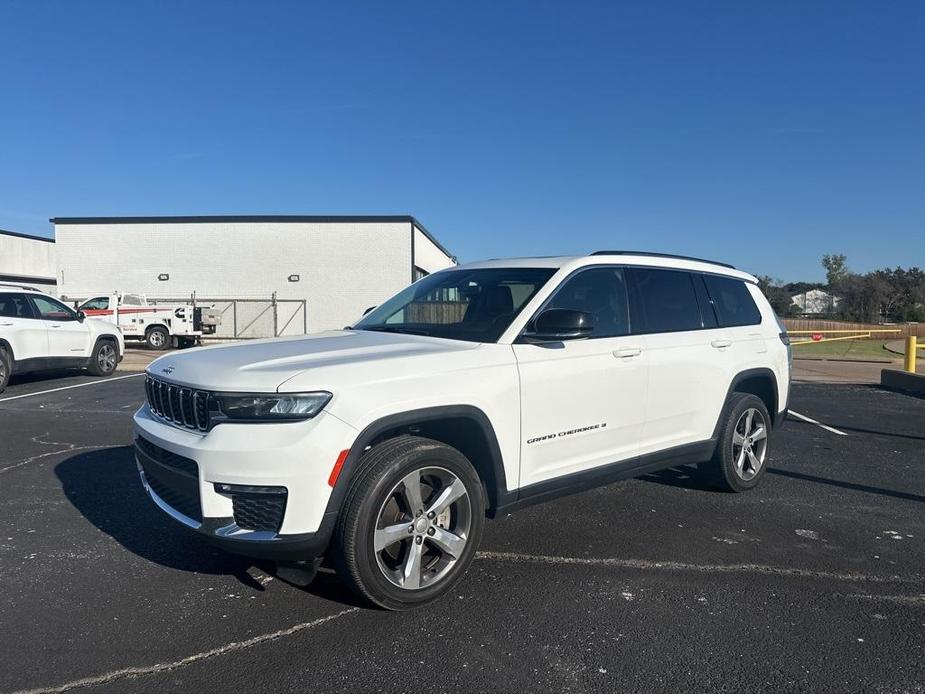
703,275 -> 762,327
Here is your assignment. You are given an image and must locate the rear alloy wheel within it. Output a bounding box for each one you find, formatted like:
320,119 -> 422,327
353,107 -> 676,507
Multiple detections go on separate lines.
87,340 -> 118,377
0,348 -> 10,394
334,435 -> 485,610
699,393 -> 771,492
146,326 -> 169,350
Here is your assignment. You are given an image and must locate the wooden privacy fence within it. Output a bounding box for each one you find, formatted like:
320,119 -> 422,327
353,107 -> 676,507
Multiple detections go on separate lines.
783,319 -> 925,338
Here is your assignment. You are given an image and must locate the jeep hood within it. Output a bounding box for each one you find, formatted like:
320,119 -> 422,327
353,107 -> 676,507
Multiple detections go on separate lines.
146,330 -> 480,392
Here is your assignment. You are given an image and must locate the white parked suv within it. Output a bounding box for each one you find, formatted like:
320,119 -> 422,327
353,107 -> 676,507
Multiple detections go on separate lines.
0,284 -> 124,393
134,252 -> 791,609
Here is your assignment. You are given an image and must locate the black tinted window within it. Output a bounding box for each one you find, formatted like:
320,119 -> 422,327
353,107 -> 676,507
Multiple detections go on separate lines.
704,275 -> 762,327
629,269 -> 702,333
543,267 -> 630,337
0,293 -> 35,319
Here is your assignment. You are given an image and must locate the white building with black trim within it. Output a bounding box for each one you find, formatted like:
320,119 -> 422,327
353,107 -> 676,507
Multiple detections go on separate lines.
51,215 -> 455,334
0,228 -> 57,290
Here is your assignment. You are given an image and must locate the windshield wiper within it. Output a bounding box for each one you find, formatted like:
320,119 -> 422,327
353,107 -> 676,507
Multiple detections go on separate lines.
358,325 -> 432,336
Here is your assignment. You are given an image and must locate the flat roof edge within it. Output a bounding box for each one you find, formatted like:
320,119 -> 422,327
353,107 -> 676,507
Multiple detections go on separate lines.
50,215 -> 420,225
0,228 -> 55,243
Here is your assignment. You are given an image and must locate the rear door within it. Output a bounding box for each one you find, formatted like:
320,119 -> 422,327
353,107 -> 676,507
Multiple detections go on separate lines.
514,266 -> 649,487
28,295 -> 92,359
701,274 -> 766,357
0,292 -> 47,362
626,268 -> 728,451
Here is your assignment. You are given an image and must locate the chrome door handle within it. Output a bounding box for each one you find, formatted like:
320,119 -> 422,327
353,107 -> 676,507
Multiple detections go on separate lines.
711,338 -> 732,348
0,322 -> 13,327
614,347 -> 642,358
50,324 -> 62,328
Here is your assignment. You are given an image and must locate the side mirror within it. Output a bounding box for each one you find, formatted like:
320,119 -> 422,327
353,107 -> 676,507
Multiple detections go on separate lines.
76,310 -> 86,323
525,308 -> 594,341
363,306 -> 376,316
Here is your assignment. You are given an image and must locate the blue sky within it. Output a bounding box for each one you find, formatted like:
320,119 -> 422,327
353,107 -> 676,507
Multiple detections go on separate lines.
1,1 -> 922,282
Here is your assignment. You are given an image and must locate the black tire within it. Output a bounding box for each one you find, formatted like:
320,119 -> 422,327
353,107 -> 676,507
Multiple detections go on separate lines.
0,346 -> 10,394
699,393 -> 771,492
86,339 -> 118,377
333,435 -> 485,610
145,326 -> 170,350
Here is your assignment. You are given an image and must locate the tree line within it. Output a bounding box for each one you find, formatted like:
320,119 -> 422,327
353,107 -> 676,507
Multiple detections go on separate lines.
758,254 -> 925,323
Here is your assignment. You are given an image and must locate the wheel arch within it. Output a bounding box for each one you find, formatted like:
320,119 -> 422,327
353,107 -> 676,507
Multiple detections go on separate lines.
333,405 -> 510,516
713,368 -> 780,438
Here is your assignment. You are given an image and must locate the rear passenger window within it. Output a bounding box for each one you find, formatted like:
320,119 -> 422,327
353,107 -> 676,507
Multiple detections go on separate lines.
0,293 -> 35,319
629,269 -> 703,333
703,275 -> 762,327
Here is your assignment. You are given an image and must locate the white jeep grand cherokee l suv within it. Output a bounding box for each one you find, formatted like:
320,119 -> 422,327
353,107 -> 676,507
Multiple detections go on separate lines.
134,252 -> 790,609
0,285 -> 124,393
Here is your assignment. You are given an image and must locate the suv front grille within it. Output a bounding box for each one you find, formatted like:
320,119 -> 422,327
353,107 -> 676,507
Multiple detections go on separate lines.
146,376 -> 210,431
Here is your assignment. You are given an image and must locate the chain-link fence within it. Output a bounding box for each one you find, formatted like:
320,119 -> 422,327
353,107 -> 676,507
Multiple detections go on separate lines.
148,293 -> 307,339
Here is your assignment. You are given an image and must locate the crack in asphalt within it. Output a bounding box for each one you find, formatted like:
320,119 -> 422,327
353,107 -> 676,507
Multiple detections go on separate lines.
476,551 -> 923,584
0,434 -> 125,475
12,608 -> 360,694
0,437 -> 126,476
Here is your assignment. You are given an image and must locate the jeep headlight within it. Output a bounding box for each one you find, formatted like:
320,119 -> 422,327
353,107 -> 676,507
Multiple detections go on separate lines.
211,392 -> 332,422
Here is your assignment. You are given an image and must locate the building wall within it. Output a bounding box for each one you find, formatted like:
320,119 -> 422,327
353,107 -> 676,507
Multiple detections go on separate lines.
54,220 -> 436,332
413,224 -> 456,275
0,231 -> 57,288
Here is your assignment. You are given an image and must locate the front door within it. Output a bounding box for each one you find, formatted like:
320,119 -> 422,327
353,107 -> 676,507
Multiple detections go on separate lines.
513,266 -> 648,488
29,295 -> 90,359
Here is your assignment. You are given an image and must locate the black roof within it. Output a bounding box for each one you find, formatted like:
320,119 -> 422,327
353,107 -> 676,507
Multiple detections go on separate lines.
0,228 -> 55,243
49,215 -> 452,258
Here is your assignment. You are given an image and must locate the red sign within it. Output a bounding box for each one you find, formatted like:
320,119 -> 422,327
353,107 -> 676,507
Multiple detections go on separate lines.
811,333 -> 823,342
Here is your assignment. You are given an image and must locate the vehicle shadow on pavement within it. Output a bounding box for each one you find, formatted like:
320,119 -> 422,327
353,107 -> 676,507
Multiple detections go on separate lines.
637,464 -> 718,491
641,463 -> 925,505
54,446 -> 363,606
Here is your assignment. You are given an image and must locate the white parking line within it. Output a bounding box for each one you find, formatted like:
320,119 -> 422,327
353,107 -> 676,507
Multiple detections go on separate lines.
0,372 -> 144,403
787,409 -> 848,436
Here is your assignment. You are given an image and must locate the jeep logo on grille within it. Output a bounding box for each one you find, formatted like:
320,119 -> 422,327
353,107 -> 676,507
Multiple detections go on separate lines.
161,365 -> 175,375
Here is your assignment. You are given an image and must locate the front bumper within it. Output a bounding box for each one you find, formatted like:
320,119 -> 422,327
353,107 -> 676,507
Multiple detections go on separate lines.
133,404 -> 358,560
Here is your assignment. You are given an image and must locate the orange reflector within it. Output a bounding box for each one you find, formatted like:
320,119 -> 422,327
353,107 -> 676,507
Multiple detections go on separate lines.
328,449 -> 350,487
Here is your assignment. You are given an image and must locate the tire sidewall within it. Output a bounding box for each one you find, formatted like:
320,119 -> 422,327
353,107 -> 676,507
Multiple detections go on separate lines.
346,442 -> 485,610
87,339 -> 117,377
0,347 -> 10,393
146,327 -> 169,350
716,394 -> 771,492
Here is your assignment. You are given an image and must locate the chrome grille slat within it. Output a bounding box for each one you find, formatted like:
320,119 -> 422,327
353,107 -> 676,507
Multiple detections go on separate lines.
145,376 -> 210,432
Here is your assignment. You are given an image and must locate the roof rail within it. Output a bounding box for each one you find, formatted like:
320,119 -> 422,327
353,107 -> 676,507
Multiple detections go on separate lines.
0,281 -> 40,291
590,250 -> 736,270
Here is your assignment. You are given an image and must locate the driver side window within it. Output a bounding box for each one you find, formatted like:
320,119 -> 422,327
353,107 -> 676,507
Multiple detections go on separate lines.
542,267 -> 631,338
31,295 -> 78,322
80,297 -> 109,311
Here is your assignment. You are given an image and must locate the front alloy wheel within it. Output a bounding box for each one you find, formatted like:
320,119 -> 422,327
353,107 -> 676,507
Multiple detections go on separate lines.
334,435 -> 485,610
374,466 -> 472,591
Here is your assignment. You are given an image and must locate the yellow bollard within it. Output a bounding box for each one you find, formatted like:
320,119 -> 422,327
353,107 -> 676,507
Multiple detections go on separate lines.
905,335 -> 918,373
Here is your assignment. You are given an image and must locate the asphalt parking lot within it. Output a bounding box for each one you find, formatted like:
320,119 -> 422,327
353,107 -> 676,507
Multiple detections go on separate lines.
1,370 -> 923,693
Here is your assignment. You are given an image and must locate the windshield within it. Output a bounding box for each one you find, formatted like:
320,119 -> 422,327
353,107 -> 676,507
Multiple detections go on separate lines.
354,267 -> 557,343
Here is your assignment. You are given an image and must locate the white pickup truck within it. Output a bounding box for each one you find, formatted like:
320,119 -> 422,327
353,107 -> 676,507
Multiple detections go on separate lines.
77,293 -> 221,350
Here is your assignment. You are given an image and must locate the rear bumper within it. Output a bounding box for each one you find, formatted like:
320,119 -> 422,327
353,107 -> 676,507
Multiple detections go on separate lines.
133,405 -> 358,561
